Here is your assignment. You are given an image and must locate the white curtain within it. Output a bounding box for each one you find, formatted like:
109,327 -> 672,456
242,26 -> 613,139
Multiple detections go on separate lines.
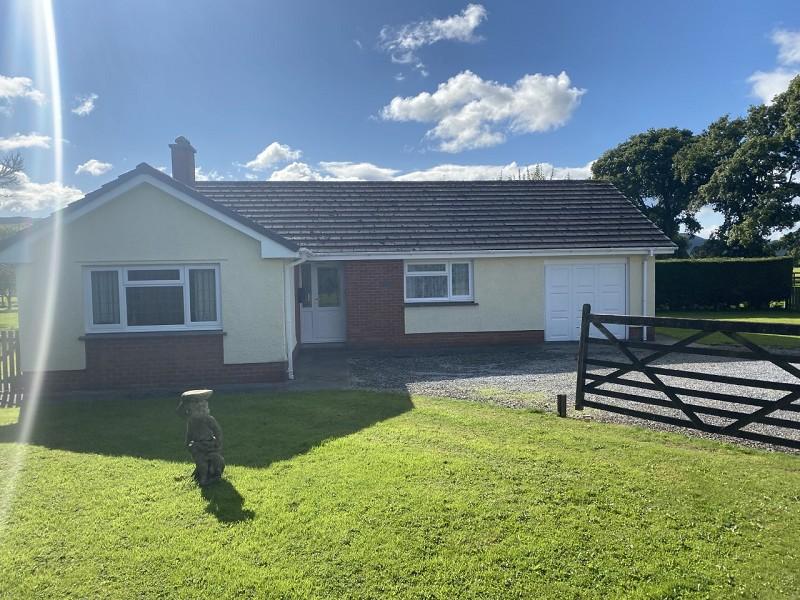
91,271 -> 119,324
190,269 -> 217,322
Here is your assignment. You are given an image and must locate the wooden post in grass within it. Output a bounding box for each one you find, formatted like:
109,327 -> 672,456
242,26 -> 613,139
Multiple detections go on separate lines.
574,303 -> 591,410
557,394 -> 567,417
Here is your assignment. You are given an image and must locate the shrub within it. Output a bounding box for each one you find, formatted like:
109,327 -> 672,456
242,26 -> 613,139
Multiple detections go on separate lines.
655,257 -> 794,310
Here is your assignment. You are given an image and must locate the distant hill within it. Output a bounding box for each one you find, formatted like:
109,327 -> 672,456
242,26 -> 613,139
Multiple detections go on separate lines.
681,233 -> 707,256
0,216 -> 37,241
0,216 -> 36,226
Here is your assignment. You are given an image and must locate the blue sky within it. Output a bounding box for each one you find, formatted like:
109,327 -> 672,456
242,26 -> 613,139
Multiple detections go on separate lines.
0,0 -> 798,236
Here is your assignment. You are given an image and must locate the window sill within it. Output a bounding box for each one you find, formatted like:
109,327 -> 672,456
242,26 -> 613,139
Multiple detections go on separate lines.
404,301 -> 478,308
80,329 -> 225,340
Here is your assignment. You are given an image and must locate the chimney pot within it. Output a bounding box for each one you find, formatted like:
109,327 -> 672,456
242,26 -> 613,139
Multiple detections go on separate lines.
169,136 -> 196,186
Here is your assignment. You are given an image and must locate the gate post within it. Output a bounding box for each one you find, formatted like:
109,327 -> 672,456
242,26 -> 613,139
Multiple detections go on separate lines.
557,394 -> 567,417
574,303 -> 591,410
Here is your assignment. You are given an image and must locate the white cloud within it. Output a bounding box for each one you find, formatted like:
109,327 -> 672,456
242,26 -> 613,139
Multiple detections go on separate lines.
380,4 -> 487,72
75,159 -> 112,176
749,69 -> 797,105
693,205 -> 724,239
381,70 -> 585,152
269,162 -> 324,181
749,29 -> 800,104
0,75 -> 46,107
319,161 -> 400,180
774,29 -> 800,66
244,142 -> 302,171
397,160 -> 593,181
195,166 -> 225,181
71,93 -> 98,116
0,132 -> 51,151
266,158 -> 592,182
0,172 -> 83,214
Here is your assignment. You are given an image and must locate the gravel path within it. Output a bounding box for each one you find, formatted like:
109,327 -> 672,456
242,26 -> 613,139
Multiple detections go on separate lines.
345,342 -> 800,453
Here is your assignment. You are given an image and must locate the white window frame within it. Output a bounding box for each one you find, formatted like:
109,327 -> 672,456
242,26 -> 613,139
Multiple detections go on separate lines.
404,260 -> 474,303
83,264 -> 222,333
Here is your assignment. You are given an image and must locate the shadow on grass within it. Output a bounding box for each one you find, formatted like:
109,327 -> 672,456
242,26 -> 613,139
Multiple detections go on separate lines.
0,390 -> 412,469
201,479 -> 255,523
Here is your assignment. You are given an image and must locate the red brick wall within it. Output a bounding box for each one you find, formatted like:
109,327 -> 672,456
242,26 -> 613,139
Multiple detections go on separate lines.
402,330 -> 544,346
628,326 -> 655,342
342,260 -> 544,348
344,260 -> 406,344
23,332 -> 286,393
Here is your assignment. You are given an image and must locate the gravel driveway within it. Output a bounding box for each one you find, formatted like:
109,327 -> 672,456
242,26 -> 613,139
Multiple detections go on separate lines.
341,342 -> 800,453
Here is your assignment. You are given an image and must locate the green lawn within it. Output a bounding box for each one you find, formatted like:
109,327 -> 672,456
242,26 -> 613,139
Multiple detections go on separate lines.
1,391 -> 798,598
0,295 -> 18,329
656,310 -> 800,348
0,310 -> 18,329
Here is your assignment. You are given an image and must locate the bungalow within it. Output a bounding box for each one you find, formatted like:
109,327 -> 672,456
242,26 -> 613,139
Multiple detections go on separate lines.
0,137 -> 675,392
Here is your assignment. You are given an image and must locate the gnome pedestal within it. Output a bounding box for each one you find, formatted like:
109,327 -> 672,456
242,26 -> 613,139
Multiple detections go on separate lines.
177,389 -> 225,486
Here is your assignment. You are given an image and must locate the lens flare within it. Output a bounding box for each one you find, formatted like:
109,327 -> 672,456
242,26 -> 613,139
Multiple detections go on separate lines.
0,0 -> 64,530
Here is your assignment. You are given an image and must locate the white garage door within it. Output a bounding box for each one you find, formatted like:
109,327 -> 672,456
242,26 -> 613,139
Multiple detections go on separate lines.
545,262 -> 627,341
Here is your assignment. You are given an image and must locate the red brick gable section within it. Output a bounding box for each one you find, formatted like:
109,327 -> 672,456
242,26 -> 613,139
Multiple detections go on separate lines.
344,260 -> 406,344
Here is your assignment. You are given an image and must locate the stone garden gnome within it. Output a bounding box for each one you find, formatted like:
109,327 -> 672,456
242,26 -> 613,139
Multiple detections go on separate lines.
177,389 -> 225,486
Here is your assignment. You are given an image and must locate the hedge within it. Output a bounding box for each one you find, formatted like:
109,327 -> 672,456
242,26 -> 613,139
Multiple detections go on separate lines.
655,257 -> 794,310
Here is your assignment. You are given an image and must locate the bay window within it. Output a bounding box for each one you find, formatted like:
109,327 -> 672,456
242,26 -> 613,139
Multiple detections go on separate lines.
85,265 -> 221,332
404,261 -> 473,303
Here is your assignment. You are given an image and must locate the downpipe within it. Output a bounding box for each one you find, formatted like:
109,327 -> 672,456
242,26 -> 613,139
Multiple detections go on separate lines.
284,248 -> 312,380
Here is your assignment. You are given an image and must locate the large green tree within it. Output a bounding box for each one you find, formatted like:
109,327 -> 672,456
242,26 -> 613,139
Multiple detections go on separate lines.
673,115 -> 746,198
774,230 -> 799,263
0,153 -> 22,310
679,76 -> 800,256
591,128 -> 700,250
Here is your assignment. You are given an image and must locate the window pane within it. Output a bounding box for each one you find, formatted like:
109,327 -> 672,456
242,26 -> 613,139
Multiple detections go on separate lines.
91,271 -> 120,325
127,269 -> 181,281
126,286 -> 184,326
317,266 -> 340,307
299,263 -> 312,306
451,263 -> 470,296
406,275 -> 448,299
407,263 -> 446,273
189,269 -> 217,322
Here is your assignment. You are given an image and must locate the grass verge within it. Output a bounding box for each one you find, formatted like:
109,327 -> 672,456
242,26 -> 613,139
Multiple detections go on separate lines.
656,310 -> 800,348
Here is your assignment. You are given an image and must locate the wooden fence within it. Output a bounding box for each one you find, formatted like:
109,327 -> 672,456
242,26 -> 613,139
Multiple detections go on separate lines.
574,305 -> 800,449
0,329 -> 21,405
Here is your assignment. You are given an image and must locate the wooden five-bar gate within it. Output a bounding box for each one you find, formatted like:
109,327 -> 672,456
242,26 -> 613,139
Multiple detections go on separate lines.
574,305 -> 800,449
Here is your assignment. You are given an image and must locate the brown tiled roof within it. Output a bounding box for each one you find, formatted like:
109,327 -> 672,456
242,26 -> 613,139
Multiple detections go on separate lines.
0,167 -> 675,257
195,179 -> 675,254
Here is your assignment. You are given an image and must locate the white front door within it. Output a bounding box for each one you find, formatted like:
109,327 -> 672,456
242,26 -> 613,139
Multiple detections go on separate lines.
300,262 -> 346,343
545,262 -> 627,341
